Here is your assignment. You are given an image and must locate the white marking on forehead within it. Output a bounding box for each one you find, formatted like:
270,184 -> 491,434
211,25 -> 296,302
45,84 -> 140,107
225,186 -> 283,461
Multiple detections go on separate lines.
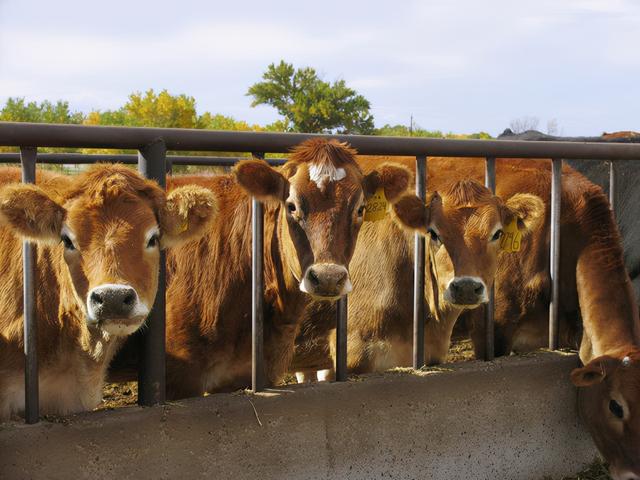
308,163 -> 347,188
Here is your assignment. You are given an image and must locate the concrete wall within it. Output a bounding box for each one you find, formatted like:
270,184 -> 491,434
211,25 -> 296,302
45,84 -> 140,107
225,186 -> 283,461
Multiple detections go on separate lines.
0,352 -> 597,480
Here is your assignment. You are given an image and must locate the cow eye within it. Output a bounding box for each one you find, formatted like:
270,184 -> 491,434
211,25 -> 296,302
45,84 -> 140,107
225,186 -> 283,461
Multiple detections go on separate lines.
428,228 -> 441,245
146,234 -> 160,249
357,204 -> 365,217
61,234 -> 75,251
286,202 -> 297,214
609,399 -> 624,419
491,229 -> 504,242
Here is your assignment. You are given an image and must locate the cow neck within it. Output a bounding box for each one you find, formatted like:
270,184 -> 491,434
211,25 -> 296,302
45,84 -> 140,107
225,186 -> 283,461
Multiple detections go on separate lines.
577,253 -> 640,361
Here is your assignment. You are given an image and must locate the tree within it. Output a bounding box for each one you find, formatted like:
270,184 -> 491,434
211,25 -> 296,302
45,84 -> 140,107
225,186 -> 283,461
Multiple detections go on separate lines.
0,98 -> 84,124
247,61 -> 375,134
509,116 -> 540,134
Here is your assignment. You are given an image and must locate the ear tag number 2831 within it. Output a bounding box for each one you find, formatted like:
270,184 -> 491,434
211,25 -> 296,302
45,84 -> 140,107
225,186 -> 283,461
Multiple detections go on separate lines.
499,218 -> 521,253
364,188 -> 388,222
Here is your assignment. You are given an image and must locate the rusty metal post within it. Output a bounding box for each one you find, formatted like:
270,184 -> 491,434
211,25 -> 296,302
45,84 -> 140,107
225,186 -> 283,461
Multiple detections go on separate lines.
335,296 -> 348,381
549,158 -> 562,349
20,146 -> 38,424
413,155 -> 427,369
137,139 -> 167,406
484,157 -> 496,361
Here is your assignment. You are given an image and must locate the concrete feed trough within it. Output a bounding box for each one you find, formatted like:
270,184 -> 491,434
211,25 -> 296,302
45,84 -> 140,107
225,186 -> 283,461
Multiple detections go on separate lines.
0,352 -> 596,480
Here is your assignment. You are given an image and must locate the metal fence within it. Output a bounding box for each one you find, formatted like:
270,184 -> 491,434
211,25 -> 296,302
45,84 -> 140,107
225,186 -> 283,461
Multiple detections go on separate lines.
1,121 -> 638,424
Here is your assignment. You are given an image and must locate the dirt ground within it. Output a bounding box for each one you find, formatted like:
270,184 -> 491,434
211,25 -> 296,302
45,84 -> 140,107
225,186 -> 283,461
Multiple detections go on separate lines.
100,337 -> 477,410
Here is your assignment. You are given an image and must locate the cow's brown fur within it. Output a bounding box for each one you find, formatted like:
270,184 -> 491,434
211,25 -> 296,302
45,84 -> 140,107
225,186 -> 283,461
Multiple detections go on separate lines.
164,139 -> 411,398
293,156 -> 638,371
0,165 -> 216,419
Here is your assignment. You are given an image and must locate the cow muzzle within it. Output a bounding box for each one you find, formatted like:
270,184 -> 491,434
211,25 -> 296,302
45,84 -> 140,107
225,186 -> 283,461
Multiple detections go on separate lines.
300,263 -> 352,299
86,284 -> 149,336
444,276 -> 487,307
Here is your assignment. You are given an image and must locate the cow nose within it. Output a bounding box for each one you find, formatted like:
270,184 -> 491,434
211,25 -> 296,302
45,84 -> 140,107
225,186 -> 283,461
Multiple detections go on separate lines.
88,284 -> 138,321
300,263 -> 351,298
446,277 -> 486,306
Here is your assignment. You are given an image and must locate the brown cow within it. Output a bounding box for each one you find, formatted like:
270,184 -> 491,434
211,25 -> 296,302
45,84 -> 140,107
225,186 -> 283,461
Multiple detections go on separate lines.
295,156 -> 640,477
163,139 -> 411,398
293,172 -> 544,379
0,165 -> 216,419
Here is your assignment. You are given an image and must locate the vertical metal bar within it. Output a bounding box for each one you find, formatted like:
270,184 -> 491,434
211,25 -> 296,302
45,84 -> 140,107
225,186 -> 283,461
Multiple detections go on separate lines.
549,158 -> 562,350
251,152 -> 265,392
335,296 -> 348,381
21,146 -> 38,424
609,160 -> 616,217
251,197 -> 265,392
413,155 -> 427,369
484,157 -> 496,361
137,139 -> 167,406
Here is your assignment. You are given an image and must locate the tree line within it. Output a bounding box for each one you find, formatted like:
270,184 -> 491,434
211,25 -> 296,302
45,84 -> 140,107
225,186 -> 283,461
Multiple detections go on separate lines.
0,61 -> 492,154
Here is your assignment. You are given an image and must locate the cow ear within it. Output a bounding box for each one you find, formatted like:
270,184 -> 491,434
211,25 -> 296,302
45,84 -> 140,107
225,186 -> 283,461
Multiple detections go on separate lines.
392,192 -> 440,232
392,194 -> 429,231
160,186 -> 217,248
234,159 -> 288,202
571,357 -> 608,387
363,163 -> 412,203
0,184 -> 65,244
503,193 -> 545,235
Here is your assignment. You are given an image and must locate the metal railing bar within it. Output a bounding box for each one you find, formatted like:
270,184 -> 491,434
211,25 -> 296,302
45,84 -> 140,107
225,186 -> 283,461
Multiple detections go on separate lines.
251,153 -> 266,393
2,122 -> 640,159
609,160 -> 617,217
137,139 -> 167,406
413,155 -> 427,369
20,146 -> 39,424
484,157 -> 496,361
548,158 -> 562,349
335,296 -> 348,381
0,153 -> 286,167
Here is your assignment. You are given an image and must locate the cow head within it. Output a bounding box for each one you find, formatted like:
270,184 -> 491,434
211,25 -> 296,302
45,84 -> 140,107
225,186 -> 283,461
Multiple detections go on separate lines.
0,164 -> 216,336
393,179 -> 544,310
235,139 -> 411,299
571,351 -> 640,480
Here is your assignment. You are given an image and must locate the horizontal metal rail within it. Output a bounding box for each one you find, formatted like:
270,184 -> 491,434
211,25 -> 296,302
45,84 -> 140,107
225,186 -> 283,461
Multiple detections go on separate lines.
2,121 -> 640,158
0,121 -> 625,424
0,152 -> 285,167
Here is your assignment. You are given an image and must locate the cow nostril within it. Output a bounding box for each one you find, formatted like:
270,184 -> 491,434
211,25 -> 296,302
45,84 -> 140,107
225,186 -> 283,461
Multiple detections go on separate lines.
308,268 -> 320,286
123,292 -> 136,307
90,291 -> 103,306
474,284 -> 484,295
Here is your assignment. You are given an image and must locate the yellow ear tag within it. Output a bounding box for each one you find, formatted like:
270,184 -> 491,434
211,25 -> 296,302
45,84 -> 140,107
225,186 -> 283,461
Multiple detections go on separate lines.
364,187 -> 388,222
499,218 -> 522,253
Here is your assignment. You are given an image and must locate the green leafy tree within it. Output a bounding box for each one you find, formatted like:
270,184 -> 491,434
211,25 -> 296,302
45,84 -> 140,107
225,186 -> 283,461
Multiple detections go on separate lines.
0,98 -> 84,124
247,61 -> 375,134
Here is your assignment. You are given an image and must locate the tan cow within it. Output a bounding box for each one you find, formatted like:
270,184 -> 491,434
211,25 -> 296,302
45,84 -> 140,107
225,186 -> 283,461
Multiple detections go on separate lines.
292,172 -> 544,378
164,139 -> 411,398
295,156 -> 640,478
0,165 -> 216,420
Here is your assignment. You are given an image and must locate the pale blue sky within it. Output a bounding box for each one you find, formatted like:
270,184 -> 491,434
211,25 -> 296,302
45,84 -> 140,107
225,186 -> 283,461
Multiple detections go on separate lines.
0,0 -> 638,136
